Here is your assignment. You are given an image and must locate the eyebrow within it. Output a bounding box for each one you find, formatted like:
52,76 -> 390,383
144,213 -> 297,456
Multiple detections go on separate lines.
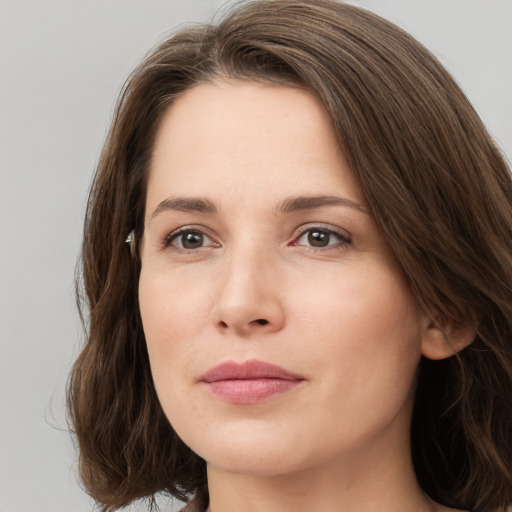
276,195 -> 368,214
150,196 -> 217,220
150,194 -> 368,220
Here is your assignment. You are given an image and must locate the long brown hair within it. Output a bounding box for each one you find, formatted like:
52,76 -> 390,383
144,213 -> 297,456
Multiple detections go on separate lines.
67,1 -> 512,511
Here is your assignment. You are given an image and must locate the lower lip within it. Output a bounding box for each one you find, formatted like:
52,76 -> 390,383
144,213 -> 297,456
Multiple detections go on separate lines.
204,378 -> 301,403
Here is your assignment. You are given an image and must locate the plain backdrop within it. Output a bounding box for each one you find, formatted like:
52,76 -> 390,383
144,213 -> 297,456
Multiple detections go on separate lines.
0,1 -> 510,511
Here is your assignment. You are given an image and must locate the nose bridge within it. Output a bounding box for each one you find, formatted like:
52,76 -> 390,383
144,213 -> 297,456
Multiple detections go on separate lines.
212,238 -> 284,334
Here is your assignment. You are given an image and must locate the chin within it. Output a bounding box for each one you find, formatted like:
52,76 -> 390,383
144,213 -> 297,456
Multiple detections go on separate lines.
200,436 -> 350,481
205,448 -> 309,478
181,418 -> 316,477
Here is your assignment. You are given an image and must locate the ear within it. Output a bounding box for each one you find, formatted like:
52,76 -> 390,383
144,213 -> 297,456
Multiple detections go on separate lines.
421,310 -> 476,360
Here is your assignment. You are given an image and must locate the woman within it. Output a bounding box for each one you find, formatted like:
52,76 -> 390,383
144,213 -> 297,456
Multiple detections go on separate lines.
67,1 -> 512,511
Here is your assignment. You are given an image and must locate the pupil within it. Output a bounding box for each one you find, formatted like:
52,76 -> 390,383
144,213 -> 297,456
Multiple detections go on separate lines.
308,230 -> 329,247
183,231 -> 203,249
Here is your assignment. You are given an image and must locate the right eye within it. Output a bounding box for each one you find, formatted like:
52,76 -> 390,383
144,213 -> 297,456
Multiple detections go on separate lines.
164,228 -> 220,252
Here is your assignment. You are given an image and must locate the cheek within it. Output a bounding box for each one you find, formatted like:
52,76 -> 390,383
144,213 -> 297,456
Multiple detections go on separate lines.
311,256 -> 421,347
297,262 -> 423,398
138,271 -> 209,388
140,265 -> 209,338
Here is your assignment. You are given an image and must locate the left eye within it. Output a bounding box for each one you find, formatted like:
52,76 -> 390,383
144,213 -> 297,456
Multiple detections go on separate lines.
293,228 -> 351,248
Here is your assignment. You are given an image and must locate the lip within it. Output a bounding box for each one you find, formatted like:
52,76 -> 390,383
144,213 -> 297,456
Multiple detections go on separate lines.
200,359 -> 305,404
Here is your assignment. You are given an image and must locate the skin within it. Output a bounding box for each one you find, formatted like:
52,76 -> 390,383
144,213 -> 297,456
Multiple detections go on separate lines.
139,81 -> 468,512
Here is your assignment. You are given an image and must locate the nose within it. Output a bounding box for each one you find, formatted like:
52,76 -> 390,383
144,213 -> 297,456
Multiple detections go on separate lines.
210,248 -> 285,337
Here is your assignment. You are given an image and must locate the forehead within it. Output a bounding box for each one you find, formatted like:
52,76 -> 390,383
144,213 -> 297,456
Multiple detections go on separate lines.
146,81 -> 364,215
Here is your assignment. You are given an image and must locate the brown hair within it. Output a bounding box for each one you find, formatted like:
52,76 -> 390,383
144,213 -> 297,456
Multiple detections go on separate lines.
67,1 -> 512,511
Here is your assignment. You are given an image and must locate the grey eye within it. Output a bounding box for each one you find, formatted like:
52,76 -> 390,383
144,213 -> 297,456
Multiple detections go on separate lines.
294,227 -> 351,250
167,229 -> 216,250
180,231 -> 205,249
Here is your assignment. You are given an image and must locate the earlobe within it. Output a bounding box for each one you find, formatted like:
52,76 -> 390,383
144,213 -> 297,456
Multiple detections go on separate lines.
421,312 -> 476,360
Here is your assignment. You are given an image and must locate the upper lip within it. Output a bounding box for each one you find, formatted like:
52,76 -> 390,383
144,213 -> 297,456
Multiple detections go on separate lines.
200,359 -> 304,383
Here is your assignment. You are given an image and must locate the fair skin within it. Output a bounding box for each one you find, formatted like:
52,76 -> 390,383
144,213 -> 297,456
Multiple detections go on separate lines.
139,81 -> 470,512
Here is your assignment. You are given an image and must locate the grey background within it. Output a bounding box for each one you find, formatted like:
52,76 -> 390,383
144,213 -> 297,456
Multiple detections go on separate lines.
0,1 -> 510,511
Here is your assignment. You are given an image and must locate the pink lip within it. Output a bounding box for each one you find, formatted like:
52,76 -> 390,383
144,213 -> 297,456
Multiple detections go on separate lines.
200,359 -> 305,404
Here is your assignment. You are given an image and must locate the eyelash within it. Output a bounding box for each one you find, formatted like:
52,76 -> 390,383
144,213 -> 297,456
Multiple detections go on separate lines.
163,225 -> 352,253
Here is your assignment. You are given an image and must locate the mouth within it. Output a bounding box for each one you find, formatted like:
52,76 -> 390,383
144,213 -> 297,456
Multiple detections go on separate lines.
199,359 -> 305,404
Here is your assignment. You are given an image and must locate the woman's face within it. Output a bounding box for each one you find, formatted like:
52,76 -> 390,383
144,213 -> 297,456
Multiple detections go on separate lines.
139,81 -> 430,477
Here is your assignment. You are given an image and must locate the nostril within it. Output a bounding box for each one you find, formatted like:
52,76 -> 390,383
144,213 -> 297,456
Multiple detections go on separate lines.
216,318 -> 269,329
